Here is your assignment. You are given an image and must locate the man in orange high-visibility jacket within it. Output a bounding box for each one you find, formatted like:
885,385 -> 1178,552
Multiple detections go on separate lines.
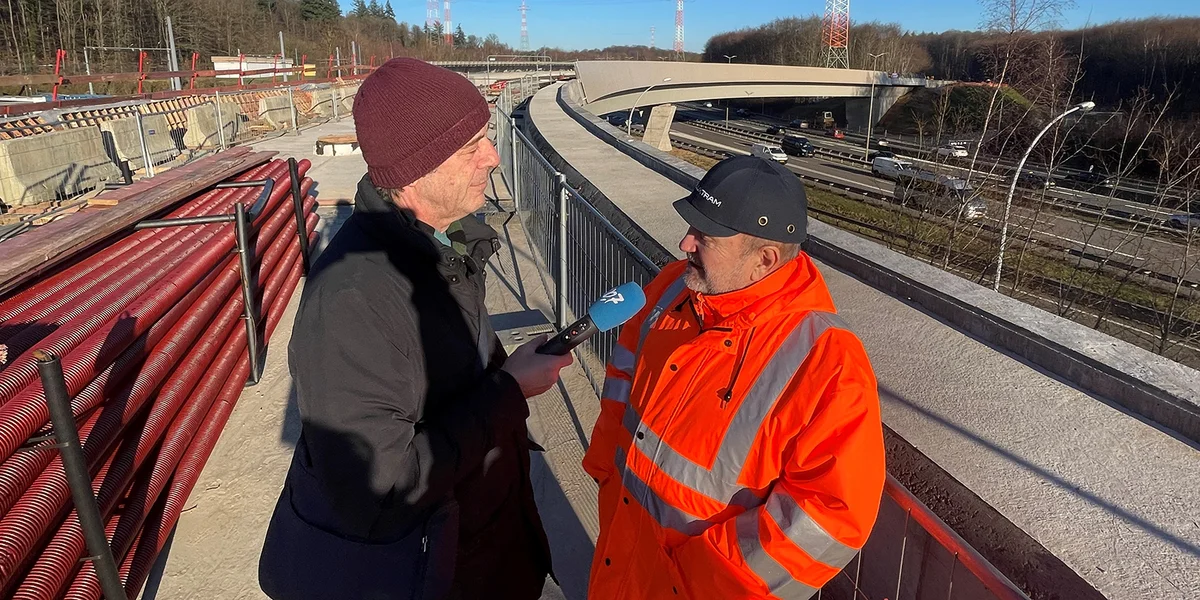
583,155 -> 885,600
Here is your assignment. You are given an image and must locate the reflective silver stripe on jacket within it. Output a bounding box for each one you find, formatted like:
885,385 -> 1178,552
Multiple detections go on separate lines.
735,507 -> 820,600
610,344 -> 636,376
636,275 -> 688,357
620,307 -> 854,570
602,378 -> 632,405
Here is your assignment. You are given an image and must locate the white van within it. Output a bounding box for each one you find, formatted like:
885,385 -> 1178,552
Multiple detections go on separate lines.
751,143 -> 788,164
871,156 -> 913,180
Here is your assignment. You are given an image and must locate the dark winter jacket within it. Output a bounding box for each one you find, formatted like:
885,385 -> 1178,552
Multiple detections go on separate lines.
259,176 -> 551,600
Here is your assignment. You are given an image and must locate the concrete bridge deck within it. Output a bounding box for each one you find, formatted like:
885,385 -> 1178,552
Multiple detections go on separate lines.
526,82 -> 1200,600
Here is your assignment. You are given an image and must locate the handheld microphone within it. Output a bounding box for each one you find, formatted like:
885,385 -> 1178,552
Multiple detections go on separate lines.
536,282 -> 647,355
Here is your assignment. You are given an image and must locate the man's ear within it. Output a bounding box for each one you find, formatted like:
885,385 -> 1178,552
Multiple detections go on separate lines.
751,242 -> 781,282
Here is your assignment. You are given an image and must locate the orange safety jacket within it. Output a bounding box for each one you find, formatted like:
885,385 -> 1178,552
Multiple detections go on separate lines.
582,256 -> 885,600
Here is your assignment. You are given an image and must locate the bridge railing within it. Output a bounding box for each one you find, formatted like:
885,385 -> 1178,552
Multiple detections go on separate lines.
494,94 -> 1033,600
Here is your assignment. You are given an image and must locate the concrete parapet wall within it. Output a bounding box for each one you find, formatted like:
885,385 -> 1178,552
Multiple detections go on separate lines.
0,127 -> 120,207
183,102 -> 239,149
259,96 -> 295,130
552,80 -> 1200,445
98,113 -> 179,172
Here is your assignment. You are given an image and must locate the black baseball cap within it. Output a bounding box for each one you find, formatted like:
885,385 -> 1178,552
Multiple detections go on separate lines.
673,155 -> 807,244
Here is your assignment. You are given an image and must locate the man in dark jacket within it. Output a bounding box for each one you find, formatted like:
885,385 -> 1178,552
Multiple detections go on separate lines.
259,59 -> 572,600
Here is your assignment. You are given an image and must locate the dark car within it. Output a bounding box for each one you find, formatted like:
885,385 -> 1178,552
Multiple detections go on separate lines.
1066,169 -> 1113,189
789,119 -> 807,128
1016,171 -> 1056,189
867,150 -> 896,161
781,135 -> 816,157
766,126 -> 784,135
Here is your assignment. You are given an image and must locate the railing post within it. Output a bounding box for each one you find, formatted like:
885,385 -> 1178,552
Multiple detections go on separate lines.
135,111 -> 154,178
34,350 -> 128,600
214,91 -> 227,150
555,173 -> 570,329
287,85 -> 299,135
510,115 -> 520,212
332,85 -> 340,121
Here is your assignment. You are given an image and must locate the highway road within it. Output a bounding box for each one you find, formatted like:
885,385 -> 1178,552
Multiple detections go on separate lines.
664,118 -> 1200,288
674,104 -> 1190,224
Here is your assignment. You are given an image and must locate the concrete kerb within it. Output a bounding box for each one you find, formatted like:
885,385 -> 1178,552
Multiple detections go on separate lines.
0,127 -> 121,207
547,80 -> 1200,445
98,113 -> 180,172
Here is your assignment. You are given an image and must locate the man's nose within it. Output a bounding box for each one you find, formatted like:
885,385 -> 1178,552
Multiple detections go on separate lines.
481,139 -> 500,169
679,231 -> 698,254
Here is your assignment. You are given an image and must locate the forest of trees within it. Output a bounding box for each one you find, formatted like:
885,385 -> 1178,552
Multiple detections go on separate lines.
704,16 -> 1200,118
0,0 -> 695,85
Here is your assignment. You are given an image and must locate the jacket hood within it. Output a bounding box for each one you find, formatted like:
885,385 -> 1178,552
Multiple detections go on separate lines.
690,252 -> 836,329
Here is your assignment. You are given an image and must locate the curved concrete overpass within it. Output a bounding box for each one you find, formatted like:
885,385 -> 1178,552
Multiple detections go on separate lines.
574,60 -> 927,115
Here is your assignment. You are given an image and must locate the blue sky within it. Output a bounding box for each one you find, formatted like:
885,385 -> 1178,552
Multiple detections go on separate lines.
342,0 -> 1199,52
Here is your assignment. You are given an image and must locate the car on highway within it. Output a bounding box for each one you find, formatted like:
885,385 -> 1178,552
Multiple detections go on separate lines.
868,150 -> 897,161
826,128 -> 845,139
789,119 -> 809,129
1065,169 -> 1113,189
765,125 -> 785,135
1167,213 -> 1200,230
871,156 -> 915,180
895,171 -> 987,221
875,138 -> 891,148
750,143 -> 789,164
936,144 -> 969,158
736,108 -> 748,116
605,113 -> 627,127
781,135 -> 816,157
1016,171 -> 1056,189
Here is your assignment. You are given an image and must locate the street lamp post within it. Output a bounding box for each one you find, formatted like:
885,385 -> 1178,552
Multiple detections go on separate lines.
486,56 -> 496,86
864,52 -> 887,156
628,77 -> 672,136
993,100 -> 1096,292
723,54 -> 736,63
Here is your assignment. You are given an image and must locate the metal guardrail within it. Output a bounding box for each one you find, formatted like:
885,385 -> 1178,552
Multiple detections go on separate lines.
496,89 -> 1032,600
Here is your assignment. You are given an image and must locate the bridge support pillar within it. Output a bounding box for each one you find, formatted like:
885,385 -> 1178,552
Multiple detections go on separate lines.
643,103 -> 677,152
845,86 -> 906,131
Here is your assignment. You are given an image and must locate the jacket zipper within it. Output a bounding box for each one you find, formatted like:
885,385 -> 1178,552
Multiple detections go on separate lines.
722,327 -> 756,408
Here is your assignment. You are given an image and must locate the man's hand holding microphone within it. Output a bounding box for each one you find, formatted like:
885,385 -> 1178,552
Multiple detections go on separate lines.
501,282 -> 646,398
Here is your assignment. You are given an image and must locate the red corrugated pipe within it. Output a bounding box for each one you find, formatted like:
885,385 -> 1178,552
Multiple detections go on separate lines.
15,215 -> 317,599
0,163 -> 286,403
66,228 -> 315,600
0,189 -> 315,590
0,162 -> 308,455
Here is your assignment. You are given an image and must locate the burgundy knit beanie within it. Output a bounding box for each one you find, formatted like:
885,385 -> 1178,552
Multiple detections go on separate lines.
353,58 -> 490,189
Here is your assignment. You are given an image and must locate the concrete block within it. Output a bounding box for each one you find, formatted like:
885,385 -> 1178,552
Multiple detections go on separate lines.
259,95 -> 294,130
183,102 -> 239,149
642,104 -> 677,153
0,127 -> 121,207
98,114 -> 180,172
308,89 -> 335,117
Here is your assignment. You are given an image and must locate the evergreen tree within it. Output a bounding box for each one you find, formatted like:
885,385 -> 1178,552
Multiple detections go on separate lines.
367,0 -> 385,18
454,24 -> 467,47
301,0 -> 340,21
350,0 -> 369,17
384,1 -> 397,20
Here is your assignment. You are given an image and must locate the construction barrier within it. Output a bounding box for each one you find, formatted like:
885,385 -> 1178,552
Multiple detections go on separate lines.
0,128 -> 121,207
98,113 -> 180,172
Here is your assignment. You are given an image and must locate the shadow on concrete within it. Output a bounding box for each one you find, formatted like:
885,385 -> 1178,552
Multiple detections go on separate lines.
529,450 -> 594,600
880,383 -> 1200,562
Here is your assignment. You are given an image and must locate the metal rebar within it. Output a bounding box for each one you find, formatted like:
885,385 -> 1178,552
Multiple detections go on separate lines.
234,202 -> 264,384
288,158 -> 311,275
34,350 -> 128,600
947,552 -> 958,600
896,509 -> 911,600
134,214 -> 236,230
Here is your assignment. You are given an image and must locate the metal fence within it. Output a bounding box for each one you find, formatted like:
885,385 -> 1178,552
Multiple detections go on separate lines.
493,92 -> 1031,600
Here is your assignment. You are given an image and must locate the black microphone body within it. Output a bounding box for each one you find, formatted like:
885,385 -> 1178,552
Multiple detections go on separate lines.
536,315 -> 596,355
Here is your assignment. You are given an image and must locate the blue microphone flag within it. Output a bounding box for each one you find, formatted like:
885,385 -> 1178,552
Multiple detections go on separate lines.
588,282 -> 647,332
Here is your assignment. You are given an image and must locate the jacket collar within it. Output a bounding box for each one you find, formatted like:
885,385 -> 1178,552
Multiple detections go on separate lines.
689,253 -> 836,329
352,174 -> 500,265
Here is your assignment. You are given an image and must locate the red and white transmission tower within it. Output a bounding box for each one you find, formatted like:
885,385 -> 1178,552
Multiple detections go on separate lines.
426,0 -> 439,45
650,26 -> 656,49
444,0 -> 454,46
822,0 -> 850,69
520,0 -> 530,51
673,0 -> 684,58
